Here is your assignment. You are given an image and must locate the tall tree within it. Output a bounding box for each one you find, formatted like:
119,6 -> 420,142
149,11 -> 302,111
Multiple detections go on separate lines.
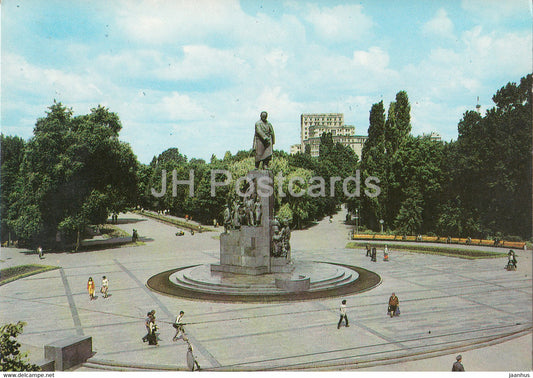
7,102 -> 138,247
440,74 -> 532,238
1,135 -> 26,242
356,101 -> 387,230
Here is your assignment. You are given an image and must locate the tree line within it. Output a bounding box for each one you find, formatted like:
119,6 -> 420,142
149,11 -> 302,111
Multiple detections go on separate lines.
1,74 -> 531,248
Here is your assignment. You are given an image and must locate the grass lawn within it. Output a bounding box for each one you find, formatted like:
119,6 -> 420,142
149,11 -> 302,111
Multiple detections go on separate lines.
0,264 -> 59,286
100,224 -> 130,238
346,242 -> 508,259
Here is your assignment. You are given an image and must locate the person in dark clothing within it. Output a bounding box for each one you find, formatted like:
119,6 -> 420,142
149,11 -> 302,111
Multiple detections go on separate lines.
452,355 -> 465,371
507,250 -> 517,269
142,310 -> 157,344
388,293 -> 399,318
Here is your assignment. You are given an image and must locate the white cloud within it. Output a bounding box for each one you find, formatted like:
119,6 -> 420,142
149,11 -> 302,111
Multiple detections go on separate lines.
352,47 -> 390,71
305,4 -> 373,42
401,24 -> 531,105
158,45 -> 248,81
3,0 -> 531,162
264,49 -> 289,70
3,53 -> 104,102
160,92 -> 207,121
461,26 -> 532,79
114,0 -> 245,45
113,0 -> 307,50
461,0 -> 531,21
422,8 -> 455,39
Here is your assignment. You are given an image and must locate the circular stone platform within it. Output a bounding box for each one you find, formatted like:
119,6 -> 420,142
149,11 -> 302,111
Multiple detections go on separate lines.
147,261 -> 381,302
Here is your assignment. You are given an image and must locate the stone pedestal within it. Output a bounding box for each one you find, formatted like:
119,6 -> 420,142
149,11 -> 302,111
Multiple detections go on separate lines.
44,335 -> 92,371
211,170 -> 291,276
211,225 -> 270,275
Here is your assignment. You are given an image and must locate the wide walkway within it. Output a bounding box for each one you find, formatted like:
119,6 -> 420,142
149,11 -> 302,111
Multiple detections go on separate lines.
0,210 -> 531,372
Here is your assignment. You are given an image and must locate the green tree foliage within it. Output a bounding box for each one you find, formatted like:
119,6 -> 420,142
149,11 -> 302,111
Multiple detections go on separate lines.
6,102 -> 138,247
356,101 -> 386,229
393,135 -> 446,234
358,92 -> 413,232
0,321 -> 40,371
439,74 -> 532,238
317,132 -> 359,215
1,135 -> 26,242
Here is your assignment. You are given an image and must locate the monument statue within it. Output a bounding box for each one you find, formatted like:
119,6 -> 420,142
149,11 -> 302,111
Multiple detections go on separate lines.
253,111 -> 275,169
212,113 -> 292,276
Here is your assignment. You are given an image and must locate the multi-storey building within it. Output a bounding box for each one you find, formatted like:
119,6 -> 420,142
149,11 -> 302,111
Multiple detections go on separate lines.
290,113 -> 443,159
292,113 -> 367,159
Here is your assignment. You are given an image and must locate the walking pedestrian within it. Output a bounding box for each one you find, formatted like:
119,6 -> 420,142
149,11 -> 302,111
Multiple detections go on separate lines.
147,316 -> 158,345
452,355 -> 465,371
383,245 -> 389,261
101,276 -> 109,298
186,341 -> 201,371
142,310 -> 158,345
142,310 -> 154,343
388,293 -> 399,317
365,244 -> 371,257
37,245 -> 43,259
371,247 -> 377,262
337,299 -> 349,329
172,311 -> 186,341
507,250 -> 517,269
87,277 -> 96,300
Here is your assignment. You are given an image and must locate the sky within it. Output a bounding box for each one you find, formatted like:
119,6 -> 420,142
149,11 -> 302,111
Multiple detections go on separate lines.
1,0 -> 532,164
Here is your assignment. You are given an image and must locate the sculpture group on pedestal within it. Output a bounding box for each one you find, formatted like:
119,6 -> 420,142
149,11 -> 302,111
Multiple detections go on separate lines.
271,217 -> 291,258
223,194 -> 263,231
222,195 -> 291,258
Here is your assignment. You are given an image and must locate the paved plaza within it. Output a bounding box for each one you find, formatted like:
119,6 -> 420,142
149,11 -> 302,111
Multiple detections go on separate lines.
0,210 -> 531,372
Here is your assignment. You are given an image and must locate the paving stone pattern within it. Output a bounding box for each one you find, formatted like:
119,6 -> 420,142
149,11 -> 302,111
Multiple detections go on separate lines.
0,210 -> 531,371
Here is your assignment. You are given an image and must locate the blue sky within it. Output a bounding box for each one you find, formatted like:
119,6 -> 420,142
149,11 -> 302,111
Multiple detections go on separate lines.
2,0 -> 531,164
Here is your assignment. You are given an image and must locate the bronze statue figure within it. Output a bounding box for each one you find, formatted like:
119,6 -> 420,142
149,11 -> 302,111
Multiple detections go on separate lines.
253,111 -> 275,169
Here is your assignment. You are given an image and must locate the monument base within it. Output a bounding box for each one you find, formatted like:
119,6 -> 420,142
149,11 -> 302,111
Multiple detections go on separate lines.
210,263 -> 268,275
270,256 -> 294,273
213,226 -> 270,276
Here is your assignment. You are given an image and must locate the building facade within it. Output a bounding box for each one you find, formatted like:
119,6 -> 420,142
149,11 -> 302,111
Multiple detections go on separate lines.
296,113 -> 367,159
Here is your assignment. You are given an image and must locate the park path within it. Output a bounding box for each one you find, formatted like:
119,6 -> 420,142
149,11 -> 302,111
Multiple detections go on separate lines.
0,209 -> 531,372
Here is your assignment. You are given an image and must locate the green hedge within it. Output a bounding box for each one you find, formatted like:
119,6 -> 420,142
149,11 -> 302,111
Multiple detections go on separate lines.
346,242 -> 508,259
0,265 -> 59,286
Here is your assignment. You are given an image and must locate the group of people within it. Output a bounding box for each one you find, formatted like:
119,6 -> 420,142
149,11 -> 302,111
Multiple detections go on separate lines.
87,276 -> 109,300
365,244 -> 389,262
142,310 -> 158,345
141,309 -> 200,371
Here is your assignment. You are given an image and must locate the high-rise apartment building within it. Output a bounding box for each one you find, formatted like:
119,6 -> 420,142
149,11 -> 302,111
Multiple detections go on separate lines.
292,113 -> 367,159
